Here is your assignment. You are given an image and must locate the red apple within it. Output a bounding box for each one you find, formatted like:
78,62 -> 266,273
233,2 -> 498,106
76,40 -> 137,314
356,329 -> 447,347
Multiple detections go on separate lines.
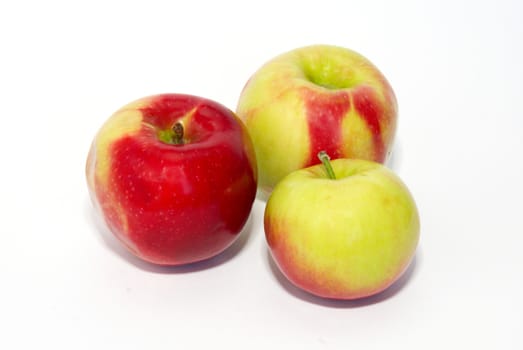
86,94 -> 258,265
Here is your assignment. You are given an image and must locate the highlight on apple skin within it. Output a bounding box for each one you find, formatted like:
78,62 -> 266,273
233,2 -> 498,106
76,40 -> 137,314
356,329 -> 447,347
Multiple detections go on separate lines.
86,93 -> 258,266
264,155 -> 420,300
236,44 -> 398,195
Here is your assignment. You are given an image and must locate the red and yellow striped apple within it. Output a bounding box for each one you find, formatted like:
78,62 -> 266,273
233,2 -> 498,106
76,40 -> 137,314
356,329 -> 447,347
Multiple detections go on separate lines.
86,94 -> 257,266
236,44 -> 397,194
265,152 -> 419,300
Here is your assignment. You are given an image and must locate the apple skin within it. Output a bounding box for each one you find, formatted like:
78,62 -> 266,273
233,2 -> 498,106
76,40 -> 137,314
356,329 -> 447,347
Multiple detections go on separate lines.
86,94 -> 257,266
236,44 -> 398,194
264,158 -> 419,300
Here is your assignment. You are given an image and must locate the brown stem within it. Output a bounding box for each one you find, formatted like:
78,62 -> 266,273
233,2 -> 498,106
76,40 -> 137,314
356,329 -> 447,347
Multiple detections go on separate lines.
172,122 -> 184,145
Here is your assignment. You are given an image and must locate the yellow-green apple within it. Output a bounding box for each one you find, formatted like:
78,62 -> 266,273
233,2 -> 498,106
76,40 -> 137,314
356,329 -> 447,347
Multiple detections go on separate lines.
86,94 -> 257,266
264,152 -> 419,300
236,44 -> 397,194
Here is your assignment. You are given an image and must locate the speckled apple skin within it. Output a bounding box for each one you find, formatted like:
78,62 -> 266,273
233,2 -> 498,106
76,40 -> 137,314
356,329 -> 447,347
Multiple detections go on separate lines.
264,159 -> 419,300
87,94 -> 257,265
237,44 -> 397,194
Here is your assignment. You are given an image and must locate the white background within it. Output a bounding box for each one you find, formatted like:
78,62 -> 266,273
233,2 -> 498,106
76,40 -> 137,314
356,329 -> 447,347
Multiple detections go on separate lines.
1,0 -> 522,349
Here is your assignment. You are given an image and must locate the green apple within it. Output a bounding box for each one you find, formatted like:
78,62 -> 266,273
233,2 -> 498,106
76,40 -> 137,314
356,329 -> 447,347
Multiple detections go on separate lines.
237,44 -> 397,195
264,152 -> 419,300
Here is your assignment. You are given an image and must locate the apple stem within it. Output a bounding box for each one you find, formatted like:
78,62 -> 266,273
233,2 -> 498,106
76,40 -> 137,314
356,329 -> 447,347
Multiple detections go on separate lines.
171,122 -> 184,145
318,151 -> 336,180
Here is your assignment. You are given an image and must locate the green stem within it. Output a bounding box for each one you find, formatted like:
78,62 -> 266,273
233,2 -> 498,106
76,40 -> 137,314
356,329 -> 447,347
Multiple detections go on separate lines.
318,151 -> 336,180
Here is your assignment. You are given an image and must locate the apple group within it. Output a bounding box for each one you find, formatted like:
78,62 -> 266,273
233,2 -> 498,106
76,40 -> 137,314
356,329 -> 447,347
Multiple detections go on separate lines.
87,44 -> 419,300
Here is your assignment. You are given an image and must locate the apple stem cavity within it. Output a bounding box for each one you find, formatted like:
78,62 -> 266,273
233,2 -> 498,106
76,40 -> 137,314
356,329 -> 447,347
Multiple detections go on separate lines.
318,151 -> 336,180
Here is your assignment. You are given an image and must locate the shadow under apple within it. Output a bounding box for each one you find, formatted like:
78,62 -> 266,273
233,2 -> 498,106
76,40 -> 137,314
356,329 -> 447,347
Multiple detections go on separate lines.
386,139 -> 403,173
84,196 -> 255,274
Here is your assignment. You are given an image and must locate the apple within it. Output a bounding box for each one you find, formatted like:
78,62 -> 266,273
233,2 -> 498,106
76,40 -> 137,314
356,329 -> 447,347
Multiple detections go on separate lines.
236,44 -> 398,194
264,152 -> 419,300
86,93 -> 257,265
